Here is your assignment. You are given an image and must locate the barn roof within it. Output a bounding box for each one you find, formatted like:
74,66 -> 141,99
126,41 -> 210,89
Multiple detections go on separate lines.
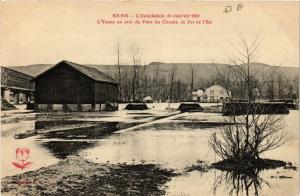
34,60 -> 118,84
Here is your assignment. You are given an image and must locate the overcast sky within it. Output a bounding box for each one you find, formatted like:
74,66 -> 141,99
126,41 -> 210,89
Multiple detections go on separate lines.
0,2 -> 299,67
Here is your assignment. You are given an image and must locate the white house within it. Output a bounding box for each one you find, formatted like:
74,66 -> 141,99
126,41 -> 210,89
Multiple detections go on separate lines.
193,84 -> 231,103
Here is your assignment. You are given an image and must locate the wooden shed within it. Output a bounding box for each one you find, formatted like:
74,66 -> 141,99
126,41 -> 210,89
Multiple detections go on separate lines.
33,60 -> 118,111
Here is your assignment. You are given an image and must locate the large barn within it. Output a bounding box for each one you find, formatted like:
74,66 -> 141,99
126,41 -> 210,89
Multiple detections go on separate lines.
33,60 -> 118,111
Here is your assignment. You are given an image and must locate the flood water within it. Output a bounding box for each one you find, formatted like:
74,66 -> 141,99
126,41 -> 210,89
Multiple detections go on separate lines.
1,103 -> 176,177
1,104 -> 299,195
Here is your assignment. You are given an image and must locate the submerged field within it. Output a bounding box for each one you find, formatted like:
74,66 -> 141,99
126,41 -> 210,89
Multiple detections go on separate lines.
1,103 -> 299,195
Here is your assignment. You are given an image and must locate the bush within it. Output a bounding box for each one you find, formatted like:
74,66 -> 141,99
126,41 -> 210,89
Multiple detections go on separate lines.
209,110 -> 286,168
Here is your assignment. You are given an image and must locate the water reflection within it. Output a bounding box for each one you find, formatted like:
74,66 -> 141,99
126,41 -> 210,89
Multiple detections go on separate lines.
35,121 -> 144,159
35,121 -> 142,140
39,141 -> 97,159
35,121 -> 146,160
143,121 -> 235,130
38,122 -> 119,139
213,169 -> 268,196
35,120 -> 89,130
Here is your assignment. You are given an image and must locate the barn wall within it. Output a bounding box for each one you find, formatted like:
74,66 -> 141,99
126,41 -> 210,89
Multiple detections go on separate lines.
35,63 -> 95,104
94,82 -> 118,103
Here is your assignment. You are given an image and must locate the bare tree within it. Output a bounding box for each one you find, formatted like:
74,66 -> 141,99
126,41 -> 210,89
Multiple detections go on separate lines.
115,42 -> 122,100
130,45 -> 141,101
136,62 -> 144,100
175,79 -> 182,102
209,31 -> 286,167
169,64 -> 177,102
155,61 -> 162,102
209,113 -> 286,162
263,65 -> 283,100
286,75 -> 299,100
122,65 -> 131,102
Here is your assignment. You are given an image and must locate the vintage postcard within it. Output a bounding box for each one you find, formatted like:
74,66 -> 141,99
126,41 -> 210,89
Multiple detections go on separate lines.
0,1 -> 299,195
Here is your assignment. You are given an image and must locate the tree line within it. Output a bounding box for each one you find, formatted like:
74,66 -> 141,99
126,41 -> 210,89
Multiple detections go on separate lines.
114,42 -> 299,103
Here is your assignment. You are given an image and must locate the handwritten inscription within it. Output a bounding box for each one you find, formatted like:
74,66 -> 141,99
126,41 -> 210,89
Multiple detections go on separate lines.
224,3 -> 244,13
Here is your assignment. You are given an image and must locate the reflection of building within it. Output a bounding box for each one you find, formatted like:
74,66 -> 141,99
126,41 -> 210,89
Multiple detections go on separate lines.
33,60 -> 118,111
1,67 -> 34,104
192,84 -> 231,103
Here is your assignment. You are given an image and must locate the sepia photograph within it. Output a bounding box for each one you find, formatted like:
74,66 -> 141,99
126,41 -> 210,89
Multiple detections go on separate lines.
0,1 -> 299,195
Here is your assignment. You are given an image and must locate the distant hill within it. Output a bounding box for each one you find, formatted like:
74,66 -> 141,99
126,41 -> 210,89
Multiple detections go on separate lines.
7,62 -> 299,85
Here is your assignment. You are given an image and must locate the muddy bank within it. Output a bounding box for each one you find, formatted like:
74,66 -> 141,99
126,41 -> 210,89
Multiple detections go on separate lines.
1,156 -> 176,196
212,158 -> 290,173
184,158 -> 297,176
184,160 -> 211,173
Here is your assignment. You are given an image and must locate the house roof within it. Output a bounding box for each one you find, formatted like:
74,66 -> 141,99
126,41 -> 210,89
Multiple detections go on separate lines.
206,84 -> 230,92
34,60 -> 118,84
143,96 -> 153,101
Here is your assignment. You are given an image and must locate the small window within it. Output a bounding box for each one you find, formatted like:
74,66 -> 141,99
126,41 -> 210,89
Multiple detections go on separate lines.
220,90 -> 223,94
210,90 -> 214,95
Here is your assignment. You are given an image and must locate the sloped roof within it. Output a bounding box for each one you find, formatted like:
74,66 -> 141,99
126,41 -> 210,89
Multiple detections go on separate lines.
143,96 -> 153,101
206,84 -> 230,91
34,60 -> 118,84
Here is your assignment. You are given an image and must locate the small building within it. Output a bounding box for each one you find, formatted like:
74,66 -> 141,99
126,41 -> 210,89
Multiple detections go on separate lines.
33,60 -> 118,111
193,84 -> 231,103
143,96 -> 154,103
192,89 -> 205,102
1,66 -> 34,104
